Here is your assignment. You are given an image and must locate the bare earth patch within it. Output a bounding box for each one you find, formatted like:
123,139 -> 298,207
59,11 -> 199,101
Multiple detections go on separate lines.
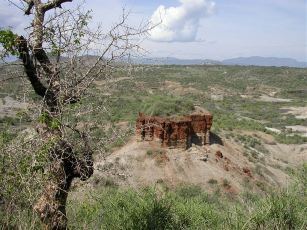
265,127 -> 281,134
160,80 -> 202,96
91,131 -> 307,193
94,77 -> 131,92
286,126 -> 307,137
0,96 -> 29,118
209,85 -> 233,101
94,77 -> 131,86
257,95 -> 292,103
281,107 -> 307,119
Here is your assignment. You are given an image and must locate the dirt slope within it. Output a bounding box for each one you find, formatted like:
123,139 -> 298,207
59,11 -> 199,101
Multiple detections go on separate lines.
92,132 -> 307,194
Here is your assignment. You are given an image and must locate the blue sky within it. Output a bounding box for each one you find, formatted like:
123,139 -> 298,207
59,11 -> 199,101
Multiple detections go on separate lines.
1,0 -> 306,61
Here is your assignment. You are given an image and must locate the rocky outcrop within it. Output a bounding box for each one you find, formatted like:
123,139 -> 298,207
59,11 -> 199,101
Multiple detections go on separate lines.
136,111 -> 213,149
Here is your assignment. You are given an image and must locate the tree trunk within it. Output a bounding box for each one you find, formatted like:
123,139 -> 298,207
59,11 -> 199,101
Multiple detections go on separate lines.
17,27 -> 93,230
33,159 -> 72,229
33,137 -> 93,229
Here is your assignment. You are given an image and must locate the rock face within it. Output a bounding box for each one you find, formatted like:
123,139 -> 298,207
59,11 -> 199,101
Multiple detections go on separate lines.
136,112 -> 213,149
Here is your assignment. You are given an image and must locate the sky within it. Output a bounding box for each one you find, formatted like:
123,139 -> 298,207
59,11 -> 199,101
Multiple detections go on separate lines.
0,0 -> 306,61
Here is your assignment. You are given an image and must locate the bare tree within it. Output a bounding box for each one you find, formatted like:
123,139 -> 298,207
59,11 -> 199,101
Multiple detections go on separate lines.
0,0 -> 150,229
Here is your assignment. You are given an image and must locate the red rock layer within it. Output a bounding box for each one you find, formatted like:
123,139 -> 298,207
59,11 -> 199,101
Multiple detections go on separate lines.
136,112 -> 213,149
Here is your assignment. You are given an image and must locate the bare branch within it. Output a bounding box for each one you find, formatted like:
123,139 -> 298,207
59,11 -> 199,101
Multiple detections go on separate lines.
24,0 -> 34,15
16,36 -> 47,98
7,0 -> 25,11
42,0 -> 73,12
17,36 -> 59,111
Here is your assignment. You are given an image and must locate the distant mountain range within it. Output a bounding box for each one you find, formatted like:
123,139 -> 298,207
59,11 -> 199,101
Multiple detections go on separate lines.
222,56 -> 307,68
134,56 -> 307,68
2,55 -> 306,68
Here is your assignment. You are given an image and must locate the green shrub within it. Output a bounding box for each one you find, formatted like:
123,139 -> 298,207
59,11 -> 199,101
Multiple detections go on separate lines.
246,191 -> 306,229
222,179 -> 231,187
175,185 -> 203,199
141,95 -> 194,117
146,149 -> 153,156
0,130 -> 15,147
68,188 -> 175,229
274,133 -> 307,144
208,179 -> 218,185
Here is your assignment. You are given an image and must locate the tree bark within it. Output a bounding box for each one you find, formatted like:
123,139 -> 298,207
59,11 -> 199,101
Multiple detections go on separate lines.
33,139 -> 93,230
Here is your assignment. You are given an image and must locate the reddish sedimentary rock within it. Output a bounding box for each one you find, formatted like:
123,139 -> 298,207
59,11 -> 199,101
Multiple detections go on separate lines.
136,111 -> 213,149
243,167 -> 253,178
215,150 -> 223,158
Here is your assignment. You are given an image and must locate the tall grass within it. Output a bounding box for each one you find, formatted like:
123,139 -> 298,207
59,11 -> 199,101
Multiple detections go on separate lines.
67,172 -> 306,229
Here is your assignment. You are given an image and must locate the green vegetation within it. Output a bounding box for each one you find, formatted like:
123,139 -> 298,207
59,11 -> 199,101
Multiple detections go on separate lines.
274,133 -> 307,144
140,95 -> 194,117
67,165 -> 306,229
38,112 -> 61,129
0,29 -> 18,57
0,129 -> 15,148
208,179 -> 218,185
1,64 -> 306,144
1,64 -> 307,228
212,113 -> 265,132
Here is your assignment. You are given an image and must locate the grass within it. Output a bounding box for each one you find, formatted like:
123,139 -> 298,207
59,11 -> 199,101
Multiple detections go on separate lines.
67,186 -> 223,229
67,163 -> 307,229
274,133 -> 307,144
67,149 -> 307,230
66,178 -> 306,230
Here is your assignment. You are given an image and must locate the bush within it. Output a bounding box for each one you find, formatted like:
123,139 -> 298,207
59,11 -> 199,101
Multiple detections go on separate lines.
141,95 -> 194,117
3,173 -> 306,229
175,185 -> 203,199
246,191 -> 306,229
68,188 -> 175,229
274,133 -> 307,144
208,179 -> 218,185
67,178 -> 306,229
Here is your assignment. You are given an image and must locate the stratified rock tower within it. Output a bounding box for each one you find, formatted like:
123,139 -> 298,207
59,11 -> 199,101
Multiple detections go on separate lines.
136,111 -> 213,149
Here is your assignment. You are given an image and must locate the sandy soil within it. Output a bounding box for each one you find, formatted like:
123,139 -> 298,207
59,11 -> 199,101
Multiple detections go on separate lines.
281,107 -> 307,119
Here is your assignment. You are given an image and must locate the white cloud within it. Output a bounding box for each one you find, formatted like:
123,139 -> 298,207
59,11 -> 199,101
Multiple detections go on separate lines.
149,0 -> 215,42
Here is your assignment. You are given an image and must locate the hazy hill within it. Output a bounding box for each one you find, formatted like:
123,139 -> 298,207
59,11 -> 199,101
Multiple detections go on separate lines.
133,56 -> 307,68
222,56 -> 307,68
133,57 -> 206,65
